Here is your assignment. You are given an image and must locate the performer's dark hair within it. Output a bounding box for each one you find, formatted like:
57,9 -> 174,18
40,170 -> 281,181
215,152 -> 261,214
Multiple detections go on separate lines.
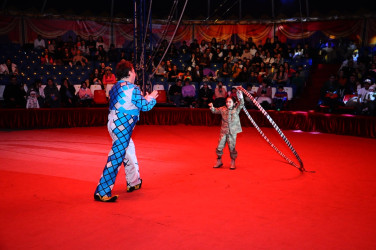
227,96 -> 237,103
116,59 -> 134,79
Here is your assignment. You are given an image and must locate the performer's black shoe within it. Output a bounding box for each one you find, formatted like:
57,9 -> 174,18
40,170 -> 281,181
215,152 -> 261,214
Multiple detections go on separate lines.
94,194 -> 118,202
127,179 -> 142,192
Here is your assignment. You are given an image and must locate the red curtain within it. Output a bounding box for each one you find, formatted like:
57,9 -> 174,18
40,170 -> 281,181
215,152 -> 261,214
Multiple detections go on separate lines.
1,108 -> 375,138
24,18 -> 112,46
194,24 -> 273,44
0,15 -> 371,46
0,16 -> 22,44
366,18 -> 376,45
276,20 -> 364,43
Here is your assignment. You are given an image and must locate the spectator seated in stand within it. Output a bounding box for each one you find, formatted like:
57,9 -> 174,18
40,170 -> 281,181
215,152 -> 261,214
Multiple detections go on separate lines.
192,65 -> 203,83
255,80 -> 273,109
3,75 -> 26,108
168,79 -> 183,107
27,79 -> 45,108
318,74 -> 340,113
61,47 -> 73,66
0,58 -> 19,76
273,85 -> 288,111
198,82 -> 213,108
244,84 -> 256,109
89,68 -> 104,89
213,81 -> 227,107
72,49 -> 89,66
41,48 -> 54,65
228,87 -> 239,102
182,79 -> 196,107
290,70 -> 305,98
102,66 -> 117,88
154,61 -> 167,79
44,78 -> 61,108
366,85 -> 376,116
34,34 -> 46,50
78,81 -> 94,107
168,65 -> 181,82
59,78 -> 77,107
26,90 -> 40,109
354,78 -> 373,115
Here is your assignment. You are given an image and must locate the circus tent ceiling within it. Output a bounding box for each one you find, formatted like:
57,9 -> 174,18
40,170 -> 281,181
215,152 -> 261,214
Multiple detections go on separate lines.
3,0 -> 376,21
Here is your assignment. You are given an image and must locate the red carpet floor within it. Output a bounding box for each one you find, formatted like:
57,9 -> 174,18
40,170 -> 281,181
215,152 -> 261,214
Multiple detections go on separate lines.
0,125 -> 375,249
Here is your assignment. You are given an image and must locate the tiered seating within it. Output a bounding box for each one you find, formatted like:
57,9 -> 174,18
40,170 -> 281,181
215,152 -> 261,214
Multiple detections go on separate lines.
1,42 -> 312,109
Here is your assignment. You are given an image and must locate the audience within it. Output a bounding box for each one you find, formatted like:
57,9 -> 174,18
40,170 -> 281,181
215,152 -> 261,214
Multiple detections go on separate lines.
59,78 -> 77,107
182,80 -> 196,107
213,81 -> 227,107
319,74 -> 340,113
0,58 -> 18,75
72,50 -> 89,66
273,85 -> 288,111
102,66 -> 117,87
255,80 -> 273,109
44,78 -> 60,108
198,82 -> 213,108
34,35 -> 46,50
3,75 -> 26,108
5,33 -> 376,117
168,79 -> 183,107
78,81 -> 94,107
355,78 -> 372,115
26,90 -> 40,109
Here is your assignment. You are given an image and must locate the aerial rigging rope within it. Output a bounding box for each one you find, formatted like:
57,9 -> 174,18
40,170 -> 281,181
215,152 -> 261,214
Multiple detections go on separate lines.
145,0 -> 179,72
148,0 -> 189,78
139,0 -> 153,69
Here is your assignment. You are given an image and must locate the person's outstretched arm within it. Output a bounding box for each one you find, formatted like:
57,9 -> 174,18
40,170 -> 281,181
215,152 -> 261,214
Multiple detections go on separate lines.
131,87 -> 158,111
208,102 -> 221,114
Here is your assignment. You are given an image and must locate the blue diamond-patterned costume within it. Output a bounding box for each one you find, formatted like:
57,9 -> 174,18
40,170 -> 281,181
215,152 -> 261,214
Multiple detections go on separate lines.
94,80 -> 156,198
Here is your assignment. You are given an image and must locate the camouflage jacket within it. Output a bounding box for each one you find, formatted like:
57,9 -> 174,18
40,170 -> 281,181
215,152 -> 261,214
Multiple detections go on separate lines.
210,97 -> 244,135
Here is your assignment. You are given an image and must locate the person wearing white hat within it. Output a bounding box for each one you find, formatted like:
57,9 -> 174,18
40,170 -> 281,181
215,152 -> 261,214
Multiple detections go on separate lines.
355,79 -> 372,115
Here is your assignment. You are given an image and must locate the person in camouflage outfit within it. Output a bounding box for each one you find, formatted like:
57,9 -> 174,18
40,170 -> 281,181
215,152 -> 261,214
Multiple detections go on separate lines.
209,89 -> 244,170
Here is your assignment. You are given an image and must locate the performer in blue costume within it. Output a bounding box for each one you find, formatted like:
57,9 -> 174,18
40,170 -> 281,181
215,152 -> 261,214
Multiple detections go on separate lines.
94,60 -> 158,202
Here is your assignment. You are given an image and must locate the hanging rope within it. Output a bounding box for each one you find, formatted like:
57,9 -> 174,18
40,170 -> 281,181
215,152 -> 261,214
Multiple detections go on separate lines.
145,0 -> 179,72
149,0 -> 189,78
237,86 -> 314,173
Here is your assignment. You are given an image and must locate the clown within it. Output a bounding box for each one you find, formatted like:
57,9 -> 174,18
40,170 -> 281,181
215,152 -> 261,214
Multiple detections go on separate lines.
209,89 -> 244,170
94,60 -> 158,202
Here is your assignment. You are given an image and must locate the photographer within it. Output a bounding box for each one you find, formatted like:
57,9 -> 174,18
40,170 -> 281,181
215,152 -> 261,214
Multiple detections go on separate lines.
213,81 -> 228,107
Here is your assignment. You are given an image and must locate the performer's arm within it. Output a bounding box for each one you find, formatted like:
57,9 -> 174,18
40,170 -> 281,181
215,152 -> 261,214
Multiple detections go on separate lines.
131,87 -> 158,111
235,90 -> 245,111
208,102 -> 220,114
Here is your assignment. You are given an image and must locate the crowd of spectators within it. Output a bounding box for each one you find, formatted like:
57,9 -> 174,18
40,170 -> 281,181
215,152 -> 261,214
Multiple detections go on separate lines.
1,32 -> 375,114
318,52 -> 376,116
151,36 -> 316,110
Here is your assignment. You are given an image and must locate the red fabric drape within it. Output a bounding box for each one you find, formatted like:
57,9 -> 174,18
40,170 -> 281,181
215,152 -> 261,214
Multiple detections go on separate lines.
194,24 -> 273,44
0,15 -> 373,47
24,18 -> 112,45
0,15 -> 370,47
1,108 -> 375,138
0,16 -> 22,44
366,18 -> 376,45
277,20 -> 364,44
